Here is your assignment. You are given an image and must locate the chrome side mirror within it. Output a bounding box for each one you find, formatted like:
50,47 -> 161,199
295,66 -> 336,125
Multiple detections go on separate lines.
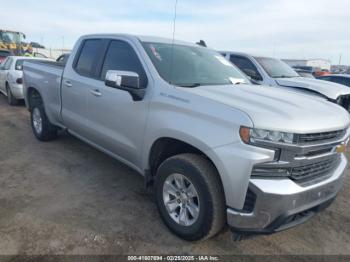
105,70 -> 146,101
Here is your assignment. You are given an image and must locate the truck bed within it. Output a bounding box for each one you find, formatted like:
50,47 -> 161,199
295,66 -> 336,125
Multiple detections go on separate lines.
23,59 -> 65,126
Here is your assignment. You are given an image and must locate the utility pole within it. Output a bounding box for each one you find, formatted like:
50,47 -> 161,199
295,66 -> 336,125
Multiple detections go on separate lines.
339,53 -> 342,65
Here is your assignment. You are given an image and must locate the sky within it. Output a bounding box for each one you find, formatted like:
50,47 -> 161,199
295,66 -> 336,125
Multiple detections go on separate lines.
1,0 -> 349,64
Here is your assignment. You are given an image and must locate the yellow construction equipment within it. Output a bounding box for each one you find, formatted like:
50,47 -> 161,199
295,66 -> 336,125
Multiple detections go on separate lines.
0,29 -> 32,56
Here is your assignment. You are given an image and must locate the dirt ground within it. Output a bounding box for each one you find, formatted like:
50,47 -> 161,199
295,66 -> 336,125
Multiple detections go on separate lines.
0,95 -> 349,256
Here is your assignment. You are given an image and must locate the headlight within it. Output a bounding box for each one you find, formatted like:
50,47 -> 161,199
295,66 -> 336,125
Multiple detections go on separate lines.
240,127 -> 295,144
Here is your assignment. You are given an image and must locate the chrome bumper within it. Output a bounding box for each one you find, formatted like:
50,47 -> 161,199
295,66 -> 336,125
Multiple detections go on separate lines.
227,154 -> 347,233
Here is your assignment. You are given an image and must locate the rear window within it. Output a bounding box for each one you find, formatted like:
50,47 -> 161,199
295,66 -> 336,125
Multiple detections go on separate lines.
15,60 -> 25,70
75,39 -> 104,77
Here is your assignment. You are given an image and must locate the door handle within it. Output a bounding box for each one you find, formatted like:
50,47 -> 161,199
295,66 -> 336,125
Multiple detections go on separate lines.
64,80 -> 72,87
90,89 -> 102,97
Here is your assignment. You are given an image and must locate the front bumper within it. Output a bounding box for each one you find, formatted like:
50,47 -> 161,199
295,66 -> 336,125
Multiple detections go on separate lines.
227,154 -> 347,233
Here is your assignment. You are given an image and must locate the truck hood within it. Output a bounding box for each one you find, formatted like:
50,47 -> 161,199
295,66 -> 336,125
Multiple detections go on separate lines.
182,84 -> 350,133
275,77 -> 350,100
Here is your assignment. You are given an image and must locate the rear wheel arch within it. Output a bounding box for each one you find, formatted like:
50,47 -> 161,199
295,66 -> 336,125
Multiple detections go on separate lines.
27,87 -> 43,110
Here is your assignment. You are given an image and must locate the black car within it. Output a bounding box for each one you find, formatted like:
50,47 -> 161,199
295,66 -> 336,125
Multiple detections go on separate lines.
317,74 -> 350,87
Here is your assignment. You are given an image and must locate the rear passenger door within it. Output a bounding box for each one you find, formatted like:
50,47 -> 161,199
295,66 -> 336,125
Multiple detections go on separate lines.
85,39 -> 150,168
61,39 -> 106,138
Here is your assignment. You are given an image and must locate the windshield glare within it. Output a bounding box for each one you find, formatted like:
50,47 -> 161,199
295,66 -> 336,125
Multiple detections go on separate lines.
255,57 -> 300,78
142,42 -> 249,87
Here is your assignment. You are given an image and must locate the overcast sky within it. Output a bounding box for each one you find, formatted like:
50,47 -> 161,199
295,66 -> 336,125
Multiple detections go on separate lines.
1,0 -> 349,64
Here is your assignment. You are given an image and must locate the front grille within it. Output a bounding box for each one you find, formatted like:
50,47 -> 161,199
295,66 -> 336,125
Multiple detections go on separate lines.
337,95 -> 350,112
297,129 -> 345,144
290,156 -> 341,183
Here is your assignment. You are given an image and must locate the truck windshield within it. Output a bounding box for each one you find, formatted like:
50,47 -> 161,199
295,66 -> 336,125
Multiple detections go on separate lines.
142,42 -> 249,87
255,57 -> 300,78
0,32 -> 21,44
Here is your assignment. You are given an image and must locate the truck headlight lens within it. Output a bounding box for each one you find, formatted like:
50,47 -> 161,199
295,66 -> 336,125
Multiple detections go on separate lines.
240,127 -> 295,144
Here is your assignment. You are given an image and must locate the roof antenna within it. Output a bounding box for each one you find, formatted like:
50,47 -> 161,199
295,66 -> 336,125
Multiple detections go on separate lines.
196,40 -> 207,47
169,0 -> 178,85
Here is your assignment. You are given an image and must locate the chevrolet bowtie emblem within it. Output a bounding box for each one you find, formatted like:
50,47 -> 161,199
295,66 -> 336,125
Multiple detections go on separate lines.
336,144 -> 346,154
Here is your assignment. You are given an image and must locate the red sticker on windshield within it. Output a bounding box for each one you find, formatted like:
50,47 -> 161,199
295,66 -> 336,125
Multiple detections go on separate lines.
150,45 -> 162,61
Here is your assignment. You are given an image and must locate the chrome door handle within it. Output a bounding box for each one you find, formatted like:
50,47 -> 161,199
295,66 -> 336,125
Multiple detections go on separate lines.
64,80 -> 72,87
90,89 -> 102,97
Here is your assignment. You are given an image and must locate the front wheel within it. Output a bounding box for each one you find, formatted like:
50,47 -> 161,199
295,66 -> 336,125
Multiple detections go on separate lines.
155,153 -> 226,241
30,101 -> 58,141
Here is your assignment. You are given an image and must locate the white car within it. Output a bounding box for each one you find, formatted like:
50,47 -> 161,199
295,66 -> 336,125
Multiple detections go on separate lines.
0,56 -> 52,105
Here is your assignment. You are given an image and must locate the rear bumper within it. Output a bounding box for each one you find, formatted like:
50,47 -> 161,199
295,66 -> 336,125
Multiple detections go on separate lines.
227,154 -> 347,233
10,83 -> 24,99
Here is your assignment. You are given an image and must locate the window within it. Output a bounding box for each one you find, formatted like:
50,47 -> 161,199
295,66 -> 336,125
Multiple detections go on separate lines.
255,57 -> 299,79
142,42 -> 248,87
75,39 -> 104,77
230,55 -> 263,81
342,78 -> 350,87
319,76 -> 331,81
3,57 -> 12,70
333,77 -> 347,85
15,59 -> 34,70
101,40 -> 148,87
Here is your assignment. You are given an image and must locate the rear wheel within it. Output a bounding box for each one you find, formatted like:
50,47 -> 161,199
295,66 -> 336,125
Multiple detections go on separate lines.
6,84 -> 18,106
30,98 -> 58,141
155,153 -> 226,241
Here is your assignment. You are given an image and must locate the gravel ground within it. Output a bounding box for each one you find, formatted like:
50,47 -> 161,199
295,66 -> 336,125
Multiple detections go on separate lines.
0,95 -> 349,256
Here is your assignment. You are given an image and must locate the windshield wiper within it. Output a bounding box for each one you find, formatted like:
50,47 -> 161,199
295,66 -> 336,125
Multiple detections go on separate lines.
177,83 -> 202,88
273,75 -> 294,78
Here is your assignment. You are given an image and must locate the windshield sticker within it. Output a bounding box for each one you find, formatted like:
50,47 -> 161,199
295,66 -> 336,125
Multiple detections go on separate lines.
215,55 -> 234,67
150,45 -> 162,61
229,77 -> 246,84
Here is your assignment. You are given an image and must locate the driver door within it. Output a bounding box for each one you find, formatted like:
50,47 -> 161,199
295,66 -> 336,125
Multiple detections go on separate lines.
85,39 -> 150,168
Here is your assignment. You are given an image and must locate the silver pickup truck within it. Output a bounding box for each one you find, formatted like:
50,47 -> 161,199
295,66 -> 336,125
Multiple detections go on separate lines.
23,34 -> 350,241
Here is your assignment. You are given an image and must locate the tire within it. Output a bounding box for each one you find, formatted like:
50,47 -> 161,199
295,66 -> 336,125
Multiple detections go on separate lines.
155,153 -> 226,241
6,84 -> 18,106
30,98 -> 58,141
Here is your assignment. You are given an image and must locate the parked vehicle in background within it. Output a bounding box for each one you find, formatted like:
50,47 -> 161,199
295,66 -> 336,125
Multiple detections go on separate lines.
0,56 -> 52,105
221,51 -> 350,112
0,49 -> 13,63
318,74 -> 350,87
0,29 -> 32,55
292,65 -> 315,73
23,34 -> 350,241
294,68 -> 315,78
56,53 -> 70,65
313,69 -> 331,77
34,52 -> 48,58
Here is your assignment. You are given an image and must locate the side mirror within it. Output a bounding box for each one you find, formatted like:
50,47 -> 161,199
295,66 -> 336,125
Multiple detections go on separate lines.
105,70 -> 146,101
